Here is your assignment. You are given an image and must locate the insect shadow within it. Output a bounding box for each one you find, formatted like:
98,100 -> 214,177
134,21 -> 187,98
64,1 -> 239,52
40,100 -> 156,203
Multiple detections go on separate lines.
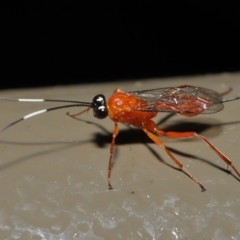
1,113 -> 240,182
72,114 -> 240,181
0,138 -> 93,172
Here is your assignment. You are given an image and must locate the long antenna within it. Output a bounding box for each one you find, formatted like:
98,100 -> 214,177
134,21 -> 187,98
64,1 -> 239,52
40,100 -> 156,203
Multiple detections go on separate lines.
0,101 -> 93,133
0,97 -> 91,104
0,94 -> 109,133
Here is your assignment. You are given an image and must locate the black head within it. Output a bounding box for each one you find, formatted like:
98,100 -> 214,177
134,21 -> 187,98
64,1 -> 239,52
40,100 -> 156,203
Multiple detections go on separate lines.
92,94 -> 108,119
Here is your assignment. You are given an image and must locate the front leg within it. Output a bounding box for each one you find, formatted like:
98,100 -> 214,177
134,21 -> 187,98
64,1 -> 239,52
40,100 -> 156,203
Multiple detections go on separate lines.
108,122 -> 119,189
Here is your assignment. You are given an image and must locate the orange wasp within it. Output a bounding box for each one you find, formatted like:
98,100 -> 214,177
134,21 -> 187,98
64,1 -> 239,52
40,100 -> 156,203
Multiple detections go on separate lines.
0,85 -> 240,191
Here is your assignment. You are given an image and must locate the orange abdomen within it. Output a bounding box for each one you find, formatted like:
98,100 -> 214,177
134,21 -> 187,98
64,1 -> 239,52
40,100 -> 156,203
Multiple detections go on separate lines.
107,89 -> 157,125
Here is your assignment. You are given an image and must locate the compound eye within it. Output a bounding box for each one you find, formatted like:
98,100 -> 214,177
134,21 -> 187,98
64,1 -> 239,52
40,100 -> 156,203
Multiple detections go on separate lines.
92,94 -> 108,119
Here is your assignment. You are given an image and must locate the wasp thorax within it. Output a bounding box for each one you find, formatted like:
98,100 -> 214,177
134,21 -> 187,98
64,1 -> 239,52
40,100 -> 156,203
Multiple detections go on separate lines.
92,94 -> 108,119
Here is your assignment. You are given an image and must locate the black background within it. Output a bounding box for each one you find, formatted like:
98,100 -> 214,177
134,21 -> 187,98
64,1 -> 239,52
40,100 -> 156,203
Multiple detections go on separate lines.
1,2 -> 240,89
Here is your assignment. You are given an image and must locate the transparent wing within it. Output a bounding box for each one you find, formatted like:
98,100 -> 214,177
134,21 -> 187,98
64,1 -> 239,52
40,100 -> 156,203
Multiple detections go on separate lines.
128,85 -> 224,115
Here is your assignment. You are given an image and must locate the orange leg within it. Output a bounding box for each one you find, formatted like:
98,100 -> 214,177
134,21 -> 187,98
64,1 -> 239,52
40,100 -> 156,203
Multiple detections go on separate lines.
108,122 -> 119,189
142,127 -> 206,191
141,120 -> 240,190
156,130 -> 240,179
66,107 -> 91,118
66,108 -> 118,189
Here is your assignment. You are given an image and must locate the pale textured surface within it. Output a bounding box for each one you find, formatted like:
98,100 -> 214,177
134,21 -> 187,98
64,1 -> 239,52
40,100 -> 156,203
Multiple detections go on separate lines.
0,73 -> 240,239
